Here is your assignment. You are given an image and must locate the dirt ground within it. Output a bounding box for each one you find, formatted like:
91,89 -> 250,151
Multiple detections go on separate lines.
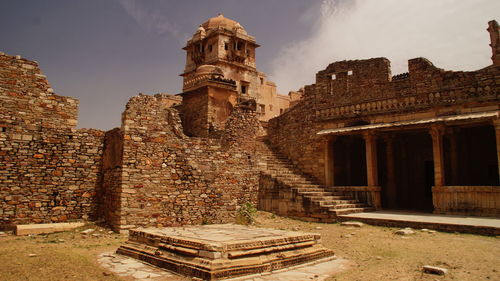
0,212 -> 498,281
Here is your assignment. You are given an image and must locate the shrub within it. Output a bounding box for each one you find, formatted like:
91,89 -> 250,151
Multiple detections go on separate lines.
236,202 -> 257,225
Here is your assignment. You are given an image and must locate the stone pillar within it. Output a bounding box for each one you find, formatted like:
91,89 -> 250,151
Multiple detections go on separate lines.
383,135 -> 397,208
363,132 -> 378,186
494,119 -> 500,182
324,136 -> 336,186
430,125 -> 446,187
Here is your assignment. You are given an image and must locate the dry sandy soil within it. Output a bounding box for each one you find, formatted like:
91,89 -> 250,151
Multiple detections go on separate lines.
0,212 -> 498,281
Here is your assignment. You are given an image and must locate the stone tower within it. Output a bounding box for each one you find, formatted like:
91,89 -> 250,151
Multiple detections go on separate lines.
180,14 -> 290,123
182,14 -> 260,99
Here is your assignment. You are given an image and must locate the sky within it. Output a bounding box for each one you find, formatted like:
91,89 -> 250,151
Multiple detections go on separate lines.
1,0 -> 499,130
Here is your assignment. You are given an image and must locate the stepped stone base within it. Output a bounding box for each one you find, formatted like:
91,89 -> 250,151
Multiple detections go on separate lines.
116,224 -> 335,280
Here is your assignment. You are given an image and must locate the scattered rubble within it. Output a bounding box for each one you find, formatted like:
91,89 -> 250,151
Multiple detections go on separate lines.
394,228 -> 415,235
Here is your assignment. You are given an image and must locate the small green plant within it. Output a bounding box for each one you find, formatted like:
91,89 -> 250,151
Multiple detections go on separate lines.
236,202 -> 257,225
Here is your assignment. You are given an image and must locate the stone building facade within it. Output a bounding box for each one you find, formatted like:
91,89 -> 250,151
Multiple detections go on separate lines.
267,20 -> 500,216
1,18 -> 499,232
0,51 -> 263,231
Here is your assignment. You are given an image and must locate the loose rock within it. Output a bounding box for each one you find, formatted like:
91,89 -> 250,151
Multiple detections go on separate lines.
394,227 -> 415,235
423,265 -> 448,275
81,229 -> 95,234
340,221 -> 364,227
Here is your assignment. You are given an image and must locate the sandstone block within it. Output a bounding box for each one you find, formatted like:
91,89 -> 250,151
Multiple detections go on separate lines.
16,222 -> 85,235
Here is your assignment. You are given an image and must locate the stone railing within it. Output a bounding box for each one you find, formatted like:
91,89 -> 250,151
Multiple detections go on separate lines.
433,186 -> 500,217
326,186 -> 381,209
316,85 -> 497,120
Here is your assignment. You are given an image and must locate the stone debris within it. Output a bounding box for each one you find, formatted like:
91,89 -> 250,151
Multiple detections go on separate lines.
421,229 -> 437,233
28,254 -> 37,257
394,228 -> 415,235
422,265 -> 448,275
340,221 -> 364,227
81,229 -> 95,235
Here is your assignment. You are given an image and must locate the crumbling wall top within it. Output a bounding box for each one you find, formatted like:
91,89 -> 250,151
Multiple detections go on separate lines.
0,52 -> 79,131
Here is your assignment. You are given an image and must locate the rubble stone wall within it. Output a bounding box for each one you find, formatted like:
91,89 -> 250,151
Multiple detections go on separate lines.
105,93 -> 261,231
0,128 -> 104,226
0,53 -> 79,131
268,57 -> 499,186
0,53 -> 105,226
268,85 -> 326,183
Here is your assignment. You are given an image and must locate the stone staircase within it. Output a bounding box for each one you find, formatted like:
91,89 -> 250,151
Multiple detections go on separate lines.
256,137 -> 374,220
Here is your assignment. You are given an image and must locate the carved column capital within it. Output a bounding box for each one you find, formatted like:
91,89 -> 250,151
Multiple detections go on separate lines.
493,118 -> 500,129
362,130 -> 377,140
430,124 -> 446,138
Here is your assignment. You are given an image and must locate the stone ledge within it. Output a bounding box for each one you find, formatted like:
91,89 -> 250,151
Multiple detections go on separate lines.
15,222 -> 85,235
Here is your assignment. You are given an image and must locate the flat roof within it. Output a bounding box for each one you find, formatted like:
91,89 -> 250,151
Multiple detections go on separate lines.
317,110 -> 499,135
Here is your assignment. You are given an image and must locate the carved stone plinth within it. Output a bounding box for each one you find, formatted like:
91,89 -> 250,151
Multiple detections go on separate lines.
116,224 -> 335,280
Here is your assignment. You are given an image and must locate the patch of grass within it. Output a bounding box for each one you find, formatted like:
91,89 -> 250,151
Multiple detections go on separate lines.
1,214 -> 498,281
0,224 -> 125,281
254,211 -> 500,281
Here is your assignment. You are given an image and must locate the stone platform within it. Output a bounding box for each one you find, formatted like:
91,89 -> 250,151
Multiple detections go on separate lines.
116,224 -> 335,280
338,211 -> 500,236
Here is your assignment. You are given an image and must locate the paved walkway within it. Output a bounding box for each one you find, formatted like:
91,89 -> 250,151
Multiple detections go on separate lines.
339,211 -> 500,235
98,252 -> 351,281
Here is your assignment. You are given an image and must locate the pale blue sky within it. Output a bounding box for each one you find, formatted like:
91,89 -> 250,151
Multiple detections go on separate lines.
1,0 -> 499,130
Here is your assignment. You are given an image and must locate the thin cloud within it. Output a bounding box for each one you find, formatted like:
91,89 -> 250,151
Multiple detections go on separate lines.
270,0 -> 500,93
118,0 -> 188,42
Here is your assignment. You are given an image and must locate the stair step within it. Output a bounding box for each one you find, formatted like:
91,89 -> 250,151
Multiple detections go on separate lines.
332,207 -> 375,215
257,139 -> 376,218
292,188 -> 326,193
328,203 -> 367,209
300,192 -> 333,197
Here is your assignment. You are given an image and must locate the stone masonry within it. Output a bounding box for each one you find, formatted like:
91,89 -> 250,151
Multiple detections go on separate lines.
0,52 -> 104,226
101,93 -> 262,231
2,19 -> 500,232
267,21 -> 500,217
1,51 -> 263,231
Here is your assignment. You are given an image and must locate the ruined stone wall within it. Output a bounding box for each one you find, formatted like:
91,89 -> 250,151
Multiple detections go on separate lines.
315,58 -> 499,122
0,128 -> 104,226
268,57 -> 499,186
0,53 -> 79,131
0,52 -> 105,226
180,90 -> 209,137
106,93 -> 260,231
268,85 -> 326,183
99,128 -> 123,229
